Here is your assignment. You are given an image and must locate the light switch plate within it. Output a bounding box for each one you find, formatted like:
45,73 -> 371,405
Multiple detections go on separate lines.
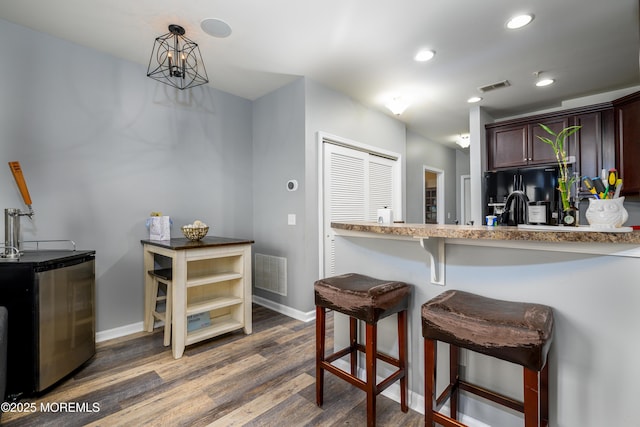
288,214 -> 296,225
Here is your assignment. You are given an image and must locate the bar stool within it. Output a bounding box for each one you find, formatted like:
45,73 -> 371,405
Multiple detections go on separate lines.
315,273 -> 412,427
146,268 -> 173,346
422,290 -> 554,427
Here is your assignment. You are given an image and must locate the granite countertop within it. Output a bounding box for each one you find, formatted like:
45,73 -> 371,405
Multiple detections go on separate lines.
331,221 -> 640,244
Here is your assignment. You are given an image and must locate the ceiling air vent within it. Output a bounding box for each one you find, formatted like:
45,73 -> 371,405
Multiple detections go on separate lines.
478,80 -> 511,93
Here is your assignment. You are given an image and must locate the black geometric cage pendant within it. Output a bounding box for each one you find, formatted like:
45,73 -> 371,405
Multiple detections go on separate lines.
147,24 -> 209,90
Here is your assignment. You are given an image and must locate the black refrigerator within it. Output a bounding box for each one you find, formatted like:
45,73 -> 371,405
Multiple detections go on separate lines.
484,166 -> 560,224
0,250 -> 95,398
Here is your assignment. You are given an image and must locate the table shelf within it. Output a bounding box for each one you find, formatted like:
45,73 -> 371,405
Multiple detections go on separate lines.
186,296 -> 243,316
186,271 -> 242,288
185,317 -> 244,345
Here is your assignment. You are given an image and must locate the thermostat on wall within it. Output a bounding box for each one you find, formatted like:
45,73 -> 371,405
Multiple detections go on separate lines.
287,180 -> 298,191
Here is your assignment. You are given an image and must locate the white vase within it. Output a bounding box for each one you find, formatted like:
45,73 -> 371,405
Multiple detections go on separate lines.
585,197 -> 628,228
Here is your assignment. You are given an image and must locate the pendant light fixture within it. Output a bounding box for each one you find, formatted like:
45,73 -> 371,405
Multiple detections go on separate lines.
385,97 -> 410,115
147,24 -> 209,90
456,134 -> 471,148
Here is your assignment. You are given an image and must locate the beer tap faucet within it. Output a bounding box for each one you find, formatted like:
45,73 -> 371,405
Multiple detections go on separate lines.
4,162 -> 35,258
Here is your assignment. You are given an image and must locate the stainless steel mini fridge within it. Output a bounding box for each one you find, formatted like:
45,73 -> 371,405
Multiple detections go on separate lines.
0,250 -> 95,397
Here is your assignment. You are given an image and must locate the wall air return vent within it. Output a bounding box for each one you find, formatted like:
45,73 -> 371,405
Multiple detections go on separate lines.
478,80 -> 511,93
255,253 -> 287,296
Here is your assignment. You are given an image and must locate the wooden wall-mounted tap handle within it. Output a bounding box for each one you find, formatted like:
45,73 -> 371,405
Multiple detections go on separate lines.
8,161 -> 33,206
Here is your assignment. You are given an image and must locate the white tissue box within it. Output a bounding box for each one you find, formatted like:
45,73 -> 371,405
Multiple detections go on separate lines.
376,208 -> 393,224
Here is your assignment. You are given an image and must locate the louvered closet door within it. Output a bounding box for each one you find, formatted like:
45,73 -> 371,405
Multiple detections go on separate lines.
323,143 -> 397,277
368,155 -> 396,219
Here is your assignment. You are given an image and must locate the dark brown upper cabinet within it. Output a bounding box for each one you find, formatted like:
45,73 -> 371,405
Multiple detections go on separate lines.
487,118 -> 567,170
613,91 -> 640,196
486,104 -> 615,194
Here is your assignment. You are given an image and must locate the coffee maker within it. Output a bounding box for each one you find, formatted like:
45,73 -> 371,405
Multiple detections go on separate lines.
484,166 -> 559,225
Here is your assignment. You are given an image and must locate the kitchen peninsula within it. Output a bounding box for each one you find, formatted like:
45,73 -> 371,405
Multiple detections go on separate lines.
330,221 -> 640,427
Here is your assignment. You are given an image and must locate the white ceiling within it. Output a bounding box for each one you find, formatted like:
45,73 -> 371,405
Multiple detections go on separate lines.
1,0 -> 638,147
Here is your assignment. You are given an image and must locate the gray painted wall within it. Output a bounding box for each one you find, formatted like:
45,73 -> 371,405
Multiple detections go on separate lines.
0,19 -> 253,331
406,130 -> 458,224
252,77 -> 408,314
251,78 -> 306,309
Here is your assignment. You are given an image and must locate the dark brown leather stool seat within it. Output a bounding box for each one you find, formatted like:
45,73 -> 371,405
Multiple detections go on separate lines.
315,273 -> 412,427
422,290 -> 554,427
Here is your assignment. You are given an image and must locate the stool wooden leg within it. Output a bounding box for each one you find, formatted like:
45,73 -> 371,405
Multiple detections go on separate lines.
365,322 -> 377,427
450,344 -> 459,419
541,361 -> 549,425
524,367 -> 540,427
316,306 -> 326,407
350,316 -> 358,376
424,338 -> 437,426
398,310 -> 408,412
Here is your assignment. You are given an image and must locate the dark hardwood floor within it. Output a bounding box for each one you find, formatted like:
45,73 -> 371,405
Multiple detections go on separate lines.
2,305 -> 422,426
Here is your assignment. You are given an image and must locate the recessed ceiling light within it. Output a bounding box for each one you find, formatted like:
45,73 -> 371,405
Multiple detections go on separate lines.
467,96 -> 483,103
506,14 -> 534,30
536,78 -> 555,87
414,49 -> 435,62
201,18 -> 232,38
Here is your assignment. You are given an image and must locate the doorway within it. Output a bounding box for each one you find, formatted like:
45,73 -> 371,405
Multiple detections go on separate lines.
423,166 -> 444,224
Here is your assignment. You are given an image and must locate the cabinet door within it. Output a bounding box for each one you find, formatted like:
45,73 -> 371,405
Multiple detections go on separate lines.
488,124 -> 527,169
615,93 -> 640,195
529,117 -> 569,165
570,109 -> 615,193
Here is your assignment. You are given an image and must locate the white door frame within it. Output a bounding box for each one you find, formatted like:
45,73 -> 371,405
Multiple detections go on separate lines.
460,174 -> 471,225
423,165 -> 445,224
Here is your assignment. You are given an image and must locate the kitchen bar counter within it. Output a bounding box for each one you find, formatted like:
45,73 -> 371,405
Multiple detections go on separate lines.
331,221 -> 640,286
331,221 -> 640,244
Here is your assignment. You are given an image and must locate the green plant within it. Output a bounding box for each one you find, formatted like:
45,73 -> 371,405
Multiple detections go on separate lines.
536,124 -> 582,212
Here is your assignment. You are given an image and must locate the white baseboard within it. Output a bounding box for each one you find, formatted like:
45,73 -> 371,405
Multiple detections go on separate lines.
96,321 -> 145,343
252,295 -> 316,322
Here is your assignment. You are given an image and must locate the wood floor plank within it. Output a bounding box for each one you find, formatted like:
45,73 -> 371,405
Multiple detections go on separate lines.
242,392 -> 324,427
83,354 -> 266,427
206,373 -> 316,426
30,356 -> 165,405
